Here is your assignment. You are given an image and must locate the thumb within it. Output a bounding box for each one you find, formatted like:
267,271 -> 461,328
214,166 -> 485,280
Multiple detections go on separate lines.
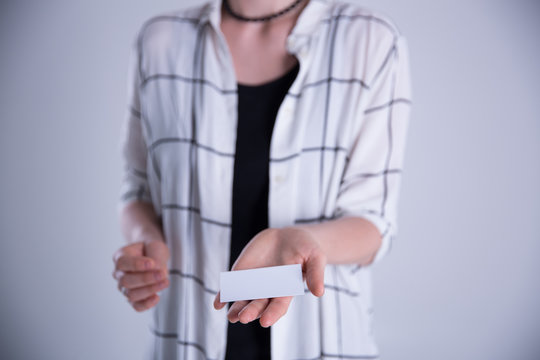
305,252 -> 326,297
144,240 -> 170,269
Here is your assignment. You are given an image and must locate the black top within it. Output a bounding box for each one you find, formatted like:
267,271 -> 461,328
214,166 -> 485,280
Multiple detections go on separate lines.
226,63 -> 299,360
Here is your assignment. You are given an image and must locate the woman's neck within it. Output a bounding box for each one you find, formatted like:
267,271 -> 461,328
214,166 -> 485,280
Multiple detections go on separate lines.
225,0 -> 300,19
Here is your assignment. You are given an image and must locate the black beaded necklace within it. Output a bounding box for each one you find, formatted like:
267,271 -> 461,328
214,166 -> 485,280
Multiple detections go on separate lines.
223,0 -> 305,22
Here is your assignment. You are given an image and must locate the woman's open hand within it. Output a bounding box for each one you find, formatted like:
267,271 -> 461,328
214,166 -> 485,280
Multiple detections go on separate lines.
112,239 -> 170,312
213,227 -> 327,327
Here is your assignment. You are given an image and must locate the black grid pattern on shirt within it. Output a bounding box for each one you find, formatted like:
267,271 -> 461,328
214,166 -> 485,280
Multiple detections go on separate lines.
127,92 -> 409,179
294,353 -> 379,360
169,269 -> 218,295
148,138 -> 350,163
137,15 -> 199,81
151,328 -> 217,360
380,44 -> 398,217
323,14 -> 344,354
123,9 -> 409,358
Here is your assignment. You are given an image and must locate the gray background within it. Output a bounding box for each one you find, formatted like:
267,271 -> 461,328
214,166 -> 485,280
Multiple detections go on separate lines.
1,0 -> 539,359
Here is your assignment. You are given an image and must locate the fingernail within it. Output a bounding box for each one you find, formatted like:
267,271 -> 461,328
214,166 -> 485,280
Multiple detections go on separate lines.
145,260 -> 153,270
260,319 -> 271,328
227,311 -> 236,323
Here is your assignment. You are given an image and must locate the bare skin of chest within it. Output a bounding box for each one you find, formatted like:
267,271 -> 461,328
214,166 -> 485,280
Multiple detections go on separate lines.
220,7 -> 304,85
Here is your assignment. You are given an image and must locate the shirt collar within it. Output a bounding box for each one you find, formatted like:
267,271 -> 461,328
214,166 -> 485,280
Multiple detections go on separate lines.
200,0 -> 331,54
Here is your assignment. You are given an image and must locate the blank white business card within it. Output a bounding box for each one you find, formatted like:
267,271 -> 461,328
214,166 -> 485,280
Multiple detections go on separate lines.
220,264 -> 305,302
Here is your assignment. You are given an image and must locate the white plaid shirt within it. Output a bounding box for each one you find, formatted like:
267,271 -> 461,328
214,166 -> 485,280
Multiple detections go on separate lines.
119,0 -> 412,358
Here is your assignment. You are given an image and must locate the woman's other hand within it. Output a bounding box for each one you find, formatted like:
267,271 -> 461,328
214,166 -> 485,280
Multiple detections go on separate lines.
112,239 -> 170,312
213,227 -> 327,327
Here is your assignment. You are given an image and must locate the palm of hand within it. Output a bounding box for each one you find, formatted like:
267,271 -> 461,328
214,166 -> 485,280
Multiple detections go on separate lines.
214,227 -> 326,327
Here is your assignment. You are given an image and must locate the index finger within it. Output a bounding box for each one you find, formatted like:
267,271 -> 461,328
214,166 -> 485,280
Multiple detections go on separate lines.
115,255 -> 155,272
305,252 -> 326,297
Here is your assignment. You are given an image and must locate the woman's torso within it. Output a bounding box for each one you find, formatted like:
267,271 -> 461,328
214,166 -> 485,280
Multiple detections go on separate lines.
130,0 -> 408,358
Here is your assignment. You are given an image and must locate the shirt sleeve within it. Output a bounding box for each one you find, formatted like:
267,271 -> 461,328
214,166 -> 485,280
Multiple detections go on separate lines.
118,38 -> 153,211
334,35 -> 412,265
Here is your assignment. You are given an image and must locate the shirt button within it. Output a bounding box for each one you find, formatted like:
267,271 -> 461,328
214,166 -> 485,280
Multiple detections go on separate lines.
274,175 -> 285,184
283,105 -> 293,115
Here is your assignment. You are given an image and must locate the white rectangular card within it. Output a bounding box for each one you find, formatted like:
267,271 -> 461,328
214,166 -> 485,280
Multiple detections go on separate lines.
220,264 -> 305,302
